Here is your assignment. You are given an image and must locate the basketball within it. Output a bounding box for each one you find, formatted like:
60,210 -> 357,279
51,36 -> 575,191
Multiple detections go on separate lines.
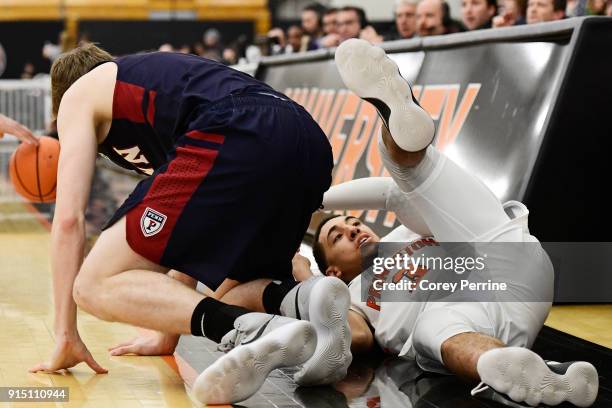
9,136 -> 60,203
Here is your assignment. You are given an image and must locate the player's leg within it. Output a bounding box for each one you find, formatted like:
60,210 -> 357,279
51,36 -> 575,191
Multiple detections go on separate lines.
335,39 -> 511,242
411,305 -> 598,407
74,216 -> 251,338
220,276 -> 354,385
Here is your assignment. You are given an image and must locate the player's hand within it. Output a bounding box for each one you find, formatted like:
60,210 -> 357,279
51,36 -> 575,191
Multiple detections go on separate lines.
0,114 -> 39,145
30,335 -> 107,374
108,329 -> 180,356
292,252 -> 314,281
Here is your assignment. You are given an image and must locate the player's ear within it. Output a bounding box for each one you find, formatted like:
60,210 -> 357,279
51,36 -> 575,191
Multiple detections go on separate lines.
325,266 -> 342,279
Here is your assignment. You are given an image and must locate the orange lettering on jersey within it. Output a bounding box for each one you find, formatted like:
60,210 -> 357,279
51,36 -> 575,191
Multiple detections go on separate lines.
436,83 -> 481,150
412,85 -> 423,100
421,237 -> 439,246
367,396 -> 381,408
328,93 -> 361,162
366,296 -> 381,311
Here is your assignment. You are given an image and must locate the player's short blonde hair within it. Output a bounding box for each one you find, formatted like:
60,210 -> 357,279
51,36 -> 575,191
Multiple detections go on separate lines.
50,43 -> 113,117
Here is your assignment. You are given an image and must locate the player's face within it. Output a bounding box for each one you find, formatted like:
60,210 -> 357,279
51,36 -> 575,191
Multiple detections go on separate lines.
318,216 -> 380,282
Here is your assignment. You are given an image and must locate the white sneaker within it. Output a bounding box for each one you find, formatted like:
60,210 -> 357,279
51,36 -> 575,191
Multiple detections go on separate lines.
192,320 -> 317,405
334,38 -> 435,152
294,276 -> 353,386
218,312 -> 297,352
474,347 -> 599,407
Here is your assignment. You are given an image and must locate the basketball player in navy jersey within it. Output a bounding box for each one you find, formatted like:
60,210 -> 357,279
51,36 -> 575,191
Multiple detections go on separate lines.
30,44 -> 334,380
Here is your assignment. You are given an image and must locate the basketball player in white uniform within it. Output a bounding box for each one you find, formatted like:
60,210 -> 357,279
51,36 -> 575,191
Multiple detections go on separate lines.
189,39 -> 600,407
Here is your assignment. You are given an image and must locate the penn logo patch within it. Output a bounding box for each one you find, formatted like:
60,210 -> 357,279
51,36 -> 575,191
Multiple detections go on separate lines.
140,207 -> 167,237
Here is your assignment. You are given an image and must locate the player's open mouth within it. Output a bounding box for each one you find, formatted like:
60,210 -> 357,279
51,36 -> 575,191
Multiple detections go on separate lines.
357,234 -> 370,248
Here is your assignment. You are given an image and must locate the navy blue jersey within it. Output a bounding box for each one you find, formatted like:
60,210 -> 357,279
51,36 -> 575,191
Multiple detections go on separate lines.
98,52 -> 274,175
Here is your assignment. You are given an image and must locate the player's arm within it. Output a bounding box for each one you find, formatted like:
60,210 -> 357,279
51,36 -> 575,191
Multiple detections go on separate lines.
348,310 -> 375,353
51,81 -> 99,338
30,67 -> 113,374
321,177 -> 395,211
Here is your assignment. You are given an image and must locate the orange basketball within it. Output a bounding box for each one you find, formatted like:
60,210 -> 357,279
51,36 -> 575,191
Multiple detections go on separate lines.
9,136 -> 60,203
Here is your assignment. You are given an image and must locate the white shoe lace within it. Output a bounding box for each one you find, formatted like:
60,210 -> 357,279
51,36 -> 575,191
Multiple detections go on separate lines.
470,381 -> 490,396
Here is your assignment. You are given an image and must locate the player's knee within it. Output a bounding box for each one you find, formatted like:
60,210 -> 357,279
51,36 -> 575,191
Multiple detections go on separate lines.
73,272 -> 109,320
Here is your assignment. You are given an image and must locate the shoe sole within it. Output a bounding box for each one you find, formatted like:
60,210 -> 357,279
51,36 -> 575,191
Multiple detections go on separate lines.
192,320 -> 317,404
334,38 -> 435,152
294,277 -> 353,385
477,347 -> 599,407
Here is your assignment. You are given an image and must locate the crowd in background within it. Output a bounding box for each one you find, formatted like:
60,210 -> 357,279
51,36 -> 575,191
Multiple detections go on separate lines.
7,0 -> 612,78
256,0 -> 611,58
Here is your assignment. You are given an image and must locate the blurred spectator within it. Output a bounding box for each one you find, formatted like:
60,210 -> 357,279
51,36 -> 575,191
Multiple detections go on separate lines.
462,0 -> 498,30
337,6 -> 383,43
267,27 -> 287,55
222,47 -> 238,65
323,8 -> 339,34
337,6 -> 367,42
202,28 -> 223,61
158,43 -> 174,52
43,31 -> 75,64
385,0 -> 419,40
301,3 -> 326,50
178,44 -> 192,54
526,0 -> 566,23
493,0 -> 527,26
287,25 -> 305,53
21,62 -> 35,79
320,8 -> 342,47
417,0 -> 465,36
587,0 -> 606,13
607,0 -> 612,14
193,42 -> 206,57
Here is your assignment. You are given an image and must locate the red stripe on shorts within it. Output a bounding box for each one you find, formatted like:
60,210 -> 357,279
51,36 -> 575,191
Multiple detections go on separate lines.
147,90 -> 156,125
113,81 -> 145,123
125,142 -> 223,264
186,130 -> 225,144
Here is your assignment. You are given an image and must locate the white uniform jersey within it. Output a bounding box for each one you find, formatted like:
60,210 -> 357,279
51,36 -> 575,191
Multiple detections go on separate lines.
348,200 -> 551,361
348,225 -> 425,355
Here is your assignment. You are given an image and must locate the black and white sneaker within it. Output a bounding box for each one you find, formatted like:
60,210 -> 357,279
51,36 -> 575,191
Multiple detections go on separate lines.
473,347 -> 599,407
217,312 -> 297,352
334,38 -> 435,152
192,321 -> 317,405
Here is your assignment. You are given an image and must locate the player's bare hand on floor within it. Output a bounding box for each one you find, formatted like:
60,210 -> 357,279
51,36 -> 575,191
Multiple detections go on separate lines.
29,332 -> 108,374
109,329 -> 180,356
